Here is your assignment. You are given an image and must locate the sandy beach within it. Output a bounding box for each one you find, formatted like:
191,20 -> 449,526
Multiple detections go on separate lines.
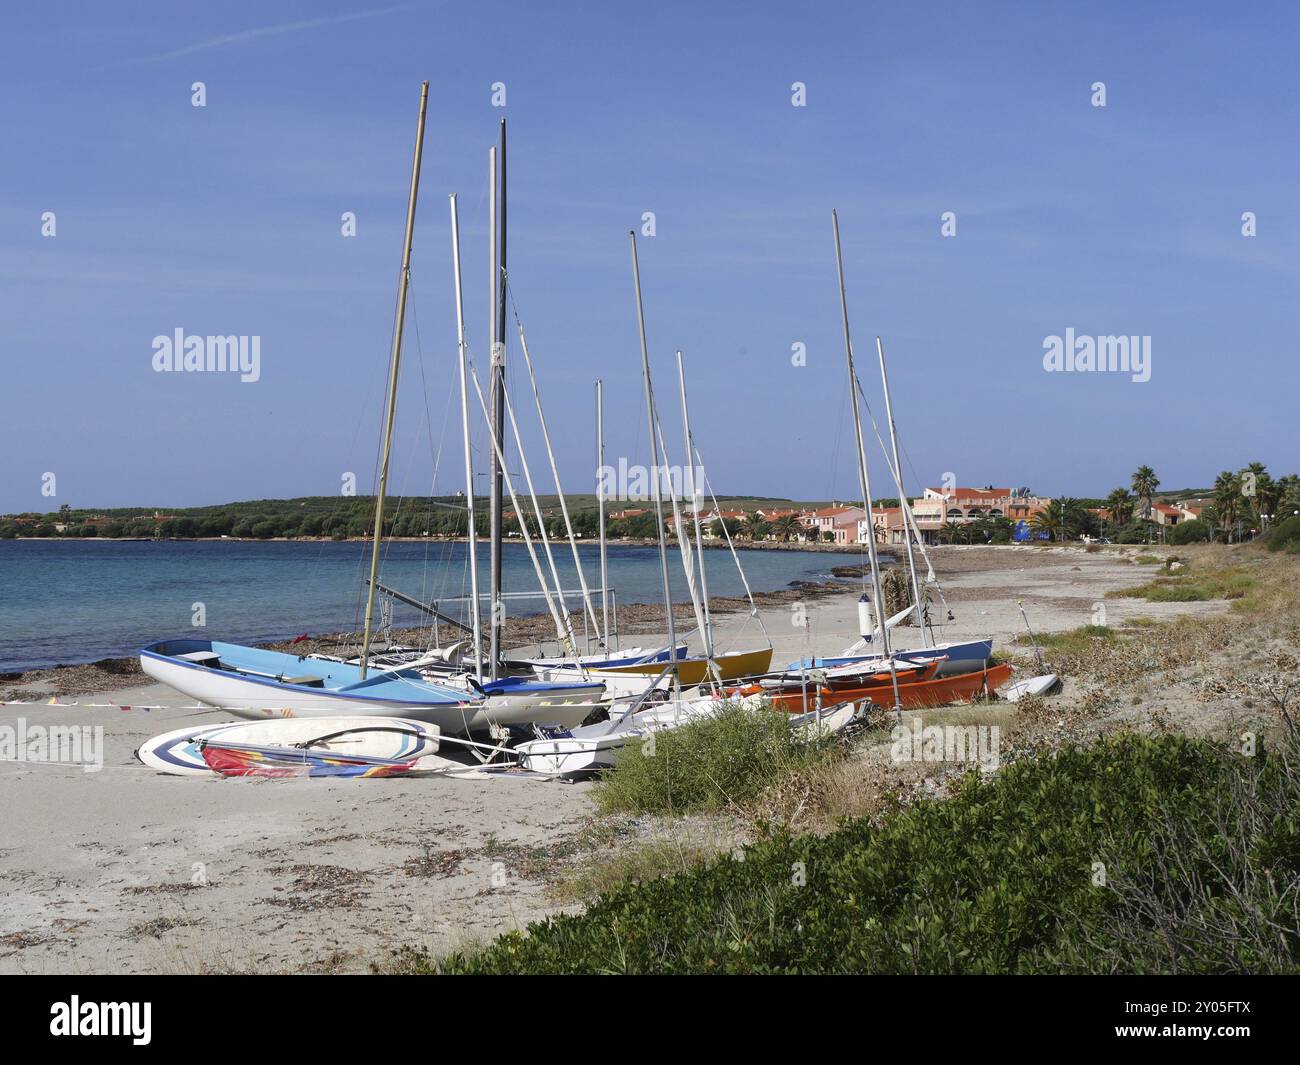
0,545 -> 1228,973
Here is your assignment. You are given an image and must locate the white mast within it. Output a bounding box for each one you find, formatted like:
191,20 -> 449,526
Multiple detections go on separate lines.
876,335 -> 928,645
486,140 -> 504,679
676,350 -> 714,665
596,379 -> 610,647
360,81 -> 428,680
832,209 -> 899,709
654,413 -> 707,645
628,231 -> 678,675
449,193 -> 483,679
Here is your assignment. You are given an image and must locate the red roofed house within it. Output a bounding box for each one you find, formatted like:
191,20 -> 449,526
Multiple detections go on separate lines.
808,504 -> 866,544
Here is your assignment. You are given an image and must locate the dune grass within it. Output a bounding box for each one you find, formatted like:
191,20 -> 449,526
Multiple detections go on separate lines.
592,703 -> 846,817
421,732 -> 1300,974
1107,564 -> 1256,604
1013,623 -> 1119,655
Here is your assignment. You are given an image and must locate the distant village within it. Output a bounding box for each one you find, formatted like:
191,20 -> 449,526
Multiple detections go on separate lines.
609,485 -> 1220,546
4,462 -> 1293,547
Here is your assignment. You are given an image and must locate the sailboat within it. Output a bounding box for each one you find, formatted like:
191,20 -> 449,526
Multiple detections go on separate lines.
141,87 -> 603,732
527,253 -> 774,694
512,232 -> 828,775
779,335 -> 995,678
755,211 -> 1010,713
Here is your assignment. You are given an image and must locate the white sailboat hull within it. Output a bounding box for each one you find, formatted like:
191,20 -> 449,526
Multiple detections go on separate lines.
515,698 -> 717,775
140,652 -> 595,733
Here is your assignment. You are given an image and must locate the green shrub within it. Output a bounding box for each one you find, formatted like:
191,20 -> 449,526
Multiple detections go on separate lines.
1168,519 -> 1211,545
1267,516 -> 1300,553
429,734 -> 1300,974
592,704 -> 841,816
1115,520 -> 1155,545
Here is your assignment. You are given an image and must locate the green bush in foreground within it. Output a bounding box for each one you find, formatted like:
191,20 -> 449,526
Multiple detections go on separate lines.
427,734 -> 1300,974
592,703 -> 841,816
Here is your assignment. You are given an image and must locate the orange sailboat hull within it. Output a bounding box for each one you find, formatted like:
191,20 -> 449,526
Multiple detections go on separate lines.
756,662 -> 1015,713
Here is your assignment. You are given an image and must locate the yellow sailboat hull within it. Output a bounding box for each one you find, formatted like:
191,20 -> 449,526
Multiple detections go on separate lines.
600,647 -> 773,685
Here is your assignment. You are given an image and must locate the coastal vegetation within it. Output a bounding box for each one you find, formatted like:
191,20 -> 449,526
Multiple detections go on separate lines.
0,495 -> 818,543
388,540 -> 1300,975
592,704 -> 846,816
415,731 -> 1300,974
3,463 -> 1295,549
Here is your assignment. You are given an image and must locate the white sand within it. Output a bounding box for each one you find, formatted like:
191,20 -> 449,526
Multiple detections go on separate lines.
0,546 -> 1221,973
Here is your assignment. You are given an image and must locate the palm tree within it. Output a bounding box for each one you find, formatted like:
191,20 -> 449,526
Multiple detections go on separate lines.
770,513 -> 803,542
1243,461 -> 1277,529
938,520 -> 968,545
1031,498 -> 1084,542
1029,508 -> 1063,541
738,513 -> 768,541
1104,487 -> 1134,529
1213,470 -> 1241,542
1278,474 -> 1300,519
1131,466 -> 1160,519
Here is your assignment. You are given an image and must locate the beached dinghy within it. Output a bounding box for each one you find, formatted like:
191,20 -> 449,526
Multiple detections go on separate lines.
786,637 -> 995,679
200,741 -> 420,778
1002,673 -> 1061,702
747,661 -> 1015,713
597,646 -> 775,685
136,716 -> 442,776
140,639 -> 602,733
520,644 -> 687,671
514,693 -> 859,777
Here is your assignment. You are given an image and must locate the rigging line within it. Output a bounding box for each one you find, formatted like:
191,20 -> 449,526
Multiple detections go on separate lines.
827,368 -> 849,507
407,275 -> 458,648
850,371 -> 949,622
503,277 -> 603,642
465,362 -> 579,661
696,452 -> 772,649
500,378 -> 580,651
652,404 -> 707,646
388,278 -> 453,569
350,258 -> 412,644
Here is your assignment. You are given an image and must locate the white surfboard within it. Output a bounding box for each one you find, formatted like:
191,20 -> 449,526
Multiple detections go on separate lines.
1003,674 -> 1061,702
136,717 -> 440,776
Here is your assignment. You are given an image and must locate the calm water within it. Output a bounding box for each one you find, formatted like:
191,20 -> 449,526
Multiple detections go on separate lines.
0,539 -> 862,671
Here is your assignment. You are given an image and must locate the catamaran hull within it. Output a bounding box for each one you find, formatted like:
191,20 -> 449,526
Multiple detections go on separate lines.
515,697 -> 720,776
759,662 -> 1015,713
789,638 -> 994,678
521,644 -> 687,670
599,646 -> 774,685
139,650 -> 594,733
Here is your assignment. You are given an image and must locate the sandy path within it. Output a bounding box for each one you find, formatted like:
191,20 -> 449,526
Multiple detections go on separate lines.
0,546 -> 1220,973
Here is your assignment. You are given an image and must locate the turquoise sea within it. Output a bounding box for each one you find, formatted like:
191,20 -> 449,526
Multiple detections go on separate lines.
0,539 -> 865,672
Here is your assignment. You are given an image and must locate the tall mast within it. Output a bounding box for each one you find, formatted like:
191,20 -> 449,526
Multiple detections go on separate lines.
876,335 -> 928,645
832,210 -> 892,668
596,379 -> 610,647
486,137 -> 504,677
676,350 -> 713,664
628,232 -> 678,673
360,81 -> 428,680
449,193 -> 483,679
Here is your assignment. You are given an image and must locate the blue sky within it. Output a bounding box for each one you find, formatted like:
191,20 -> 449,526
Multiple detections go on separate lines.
1,1 -> 1296,513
